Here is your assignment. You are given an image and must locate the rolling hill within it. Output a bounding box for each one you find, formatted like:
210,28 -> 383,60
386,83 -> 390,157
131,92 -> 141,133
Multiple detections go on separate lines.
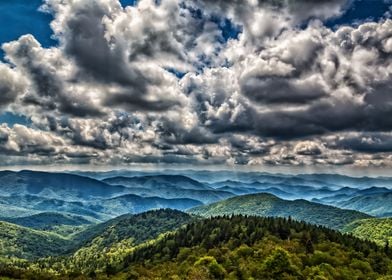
86,195 -> 202,221
343,218 -> 392,246
71,209 -> 195,249
119,215 -> 390,280
0,210 -> 391,279
188,193 -> 372,230
2,212 -> 94,232
103,175 -> 234,204
0,193 -> 202,222
0,209 -> 194,263
103,175 -> 210,190
336,193 -> 392,217
0,170 -> 129,201
0,221 -> 68,260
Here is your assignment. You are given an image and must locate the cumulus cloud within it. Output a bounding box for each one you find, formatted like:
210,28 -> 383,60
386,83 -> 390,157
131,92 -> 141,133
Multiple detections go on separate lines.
0,63 -> 27,107
0,0 -> 391,167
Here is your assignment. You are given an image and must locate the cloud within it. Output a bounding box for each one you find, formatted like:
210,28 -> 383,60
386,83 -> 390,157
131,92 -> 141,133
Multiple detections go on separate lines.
294,141 -> 323,156
0,0 -> 391,168
240,75 -> 327,104
0,63 -> 27,107
327,132 -> 392,153
2,34 -> 103,117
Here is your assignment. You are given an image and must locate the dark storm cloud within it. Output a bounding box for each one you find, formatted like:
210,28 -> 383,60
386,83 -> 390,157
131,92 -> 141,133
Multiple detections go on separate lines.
0,124 -> 64,156
158,125 -> 218,145
41,0 -> 191,113
251,91 -> 391,140
241,76 -> 327,104
61,1 -> 140,85
3,35 -> 103,117
330,133 -> 392,153
105,91 -> 181,112
58,1 -> 166,111
363,82 -> 392,131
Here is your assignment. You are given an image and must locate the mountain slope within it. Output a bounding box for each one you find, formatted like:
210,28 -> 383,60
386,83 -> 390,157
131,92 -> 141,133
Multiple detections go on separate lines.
120,216 -> 390,280
0,195 -> 113,221
95,194 -> 202,217
343,218 -> 392,246
4,215 -> 390,279
188,193 -> 371,230
0,221 -> 68,260
0,170 -> 128,201
0,209 -> 195,264
45,209 -> 196,274
0,192 -> 202,222
103,175 -> 233,204
103,175 -> 210,190
336,193 -> 392,217
102,185 -> 233,204
2,212 -> 94,231
71,209 -> 195,249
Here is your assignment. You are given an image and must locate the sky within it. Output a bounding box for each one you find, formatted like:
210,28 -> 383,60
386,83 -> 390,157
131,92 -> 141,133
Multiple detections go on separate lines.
0,0 -> 391,170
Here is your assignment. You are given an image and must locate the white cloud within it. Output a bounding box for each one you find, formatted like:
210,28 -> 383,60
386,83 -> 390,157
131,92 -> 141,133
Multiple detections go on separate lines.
0,0 -> 391,167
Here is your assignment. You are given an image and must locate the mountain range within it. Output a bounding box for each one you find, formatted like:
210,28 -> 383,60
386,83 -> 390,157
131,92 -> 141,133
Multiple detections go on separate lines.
0,169 -> 391,279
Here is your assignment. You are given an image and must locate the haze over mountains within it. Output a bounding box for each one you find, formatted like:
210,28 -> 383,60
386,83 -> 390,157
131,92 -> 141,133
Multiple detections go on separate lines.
0,169 -> 391,222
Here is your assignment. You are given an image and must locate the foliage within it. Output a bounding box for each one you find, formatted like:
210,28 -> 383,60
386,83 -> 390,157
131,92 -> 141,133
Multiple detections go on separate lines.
0,221 -> 68,260
188,193 -> 371,230
119,215 -> 392,280
0,211 -> 391,279
343,218 -> 392,246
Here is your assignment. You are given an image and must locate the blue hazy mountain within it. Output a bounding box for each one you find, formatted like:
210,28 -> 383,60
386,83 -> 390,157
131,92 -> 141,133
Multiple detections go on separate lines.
103,175 -> 234,203
0,171 -> 205,220
0,170 -> 391,222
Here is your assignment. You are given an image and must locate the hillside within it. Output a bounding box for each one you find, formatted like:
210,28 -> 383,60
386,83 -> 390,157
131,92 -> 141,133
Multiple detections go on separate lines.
71,209 -> 195,249
95,194 -> 202,217
3,212 -> 93,230
343,218 -> 392,246
336,193 -> 392,217
103,175 -> 234,204
0,221 -> 68,260
0,171 -> 128,201
37,210 -> 195,274
0,195 -> 114,221
188,193 -> 371,230
5,215 -> 390,279
119,216 -> 391,280
0,213 -> 391,279
103,175 -> 210,190
0,193 -> 202,222
0,209 -> 194,265
1,212 -> 95,237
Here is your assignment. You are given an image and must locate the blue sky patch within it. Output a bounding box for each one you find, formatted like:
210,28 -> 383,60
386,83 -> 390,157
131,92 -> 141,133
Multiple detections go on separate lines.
0,0 -> 56,60
120,0 -> 138,7
326,0 -> 391,28
0,112 -> 31,127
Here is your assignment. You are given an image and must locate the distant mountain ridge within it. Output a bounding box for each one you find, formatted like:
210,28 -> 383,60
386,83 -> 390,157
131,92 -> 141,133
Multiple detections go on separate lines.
188,193 -> 372,230
0,170 -> 128,201
0,169 -> 391,224
103,175 -> 234,203
3,212 -> 94,230
0,171 -> 206,221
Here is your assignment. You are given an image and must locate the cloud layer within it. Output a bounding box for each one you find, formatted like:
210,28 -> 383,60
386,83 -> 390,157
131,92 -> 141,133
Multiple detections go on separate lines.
0,0 -> 391,168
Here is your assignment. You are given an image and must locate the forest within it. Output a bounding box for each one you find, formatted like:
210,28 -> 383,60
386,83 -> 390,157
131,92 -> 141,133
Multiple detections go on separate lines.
0,211 -> 391,280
